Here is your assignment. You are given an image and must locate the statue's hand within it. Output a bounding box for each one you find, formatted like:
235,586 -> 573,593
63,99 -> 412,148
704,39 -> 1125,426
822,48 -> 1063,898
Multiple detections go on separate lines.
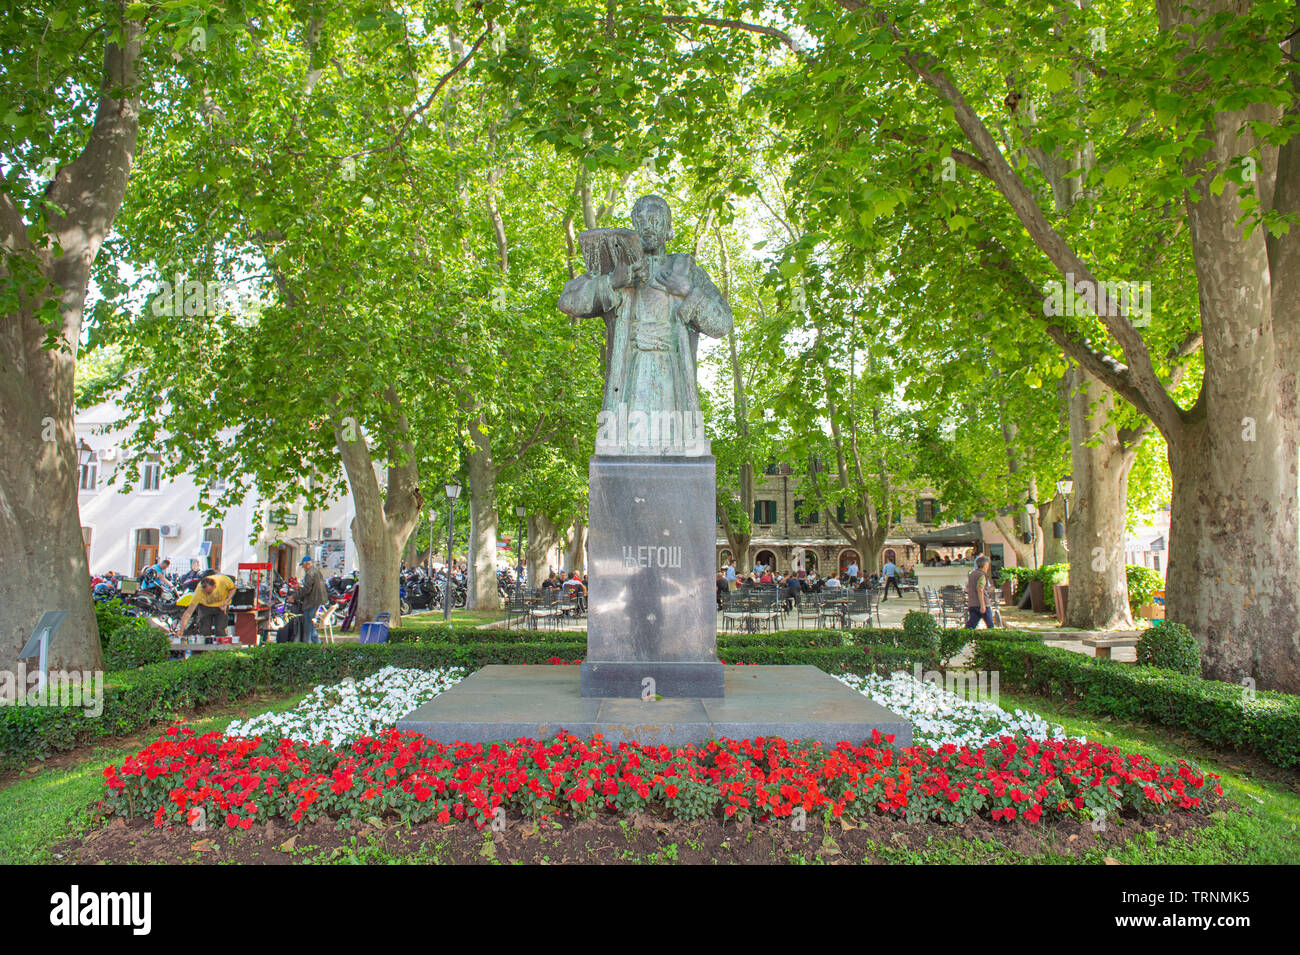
656,270 -> 692,297
609,261 -> 647,289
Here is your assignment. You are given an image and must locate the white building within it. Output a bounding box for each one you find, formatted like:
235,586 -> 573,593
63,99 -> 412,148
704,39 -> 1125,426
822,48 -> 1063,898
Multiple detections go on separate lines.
75,398 -> 358,581
1124,509 -> 1171,577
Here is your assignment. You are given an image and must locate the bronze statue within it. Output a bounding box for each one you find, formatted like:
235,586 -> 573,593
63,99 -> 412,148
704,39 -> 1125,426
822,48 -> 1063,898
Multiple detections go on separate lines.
559,195 -> 732,455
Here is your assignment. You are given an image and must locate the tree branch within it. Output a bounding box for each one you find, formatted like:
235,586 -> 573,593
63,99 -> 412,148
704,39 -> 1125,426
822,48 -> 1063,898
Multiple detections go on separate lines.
657,15 -> 800,54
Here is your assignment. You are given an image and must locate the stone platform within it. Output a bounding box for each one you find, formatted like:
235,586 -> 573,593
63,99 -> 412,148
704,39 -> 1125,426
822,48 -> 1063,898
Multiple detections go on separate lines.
397,664 -> 912,748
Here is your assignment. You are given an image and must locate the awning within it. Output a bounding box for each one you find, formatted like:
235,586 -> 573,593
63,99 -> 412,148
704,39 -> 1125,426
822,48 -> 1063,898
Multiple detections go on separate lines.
910,521 -> 984,546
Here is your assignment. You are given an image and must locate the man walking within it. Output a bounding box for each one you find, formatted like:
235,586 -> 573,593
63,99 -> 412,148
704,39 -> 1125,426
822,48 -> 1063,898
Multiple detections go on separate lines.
965,555 -> 994,629
295,555 -> 327,644
880,556 -> 903,600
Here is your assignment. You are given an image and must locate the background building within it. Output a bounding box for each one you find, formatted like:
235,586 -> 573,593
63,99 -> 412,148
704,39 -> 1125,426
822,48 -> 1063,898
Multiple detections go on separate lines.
715,462 -> 1025,575
76,399 -> 358,580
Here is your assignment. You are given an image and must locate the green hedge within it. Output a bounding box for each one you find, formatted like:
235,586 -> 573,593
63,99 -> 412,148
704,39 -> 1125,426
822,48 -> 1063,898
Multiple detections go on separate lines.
0,627 -> 1023,768
96,599 -> 170,670
103,629 -> 171,671
0,642 -> 584,768
973,638 -> 1300,769
1126,565 -> 1164,615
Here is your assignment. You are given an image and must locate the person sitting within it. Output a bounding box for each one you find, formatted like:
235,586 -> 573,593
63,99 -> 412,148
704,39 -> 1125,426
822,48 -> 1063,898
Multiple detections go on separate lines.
716,572 -> 730,609
140,558 -> 171,594
784,574 -> 802,610
562,572 -> 587,613
541,570 -> 559,590
824,574 -> 842,591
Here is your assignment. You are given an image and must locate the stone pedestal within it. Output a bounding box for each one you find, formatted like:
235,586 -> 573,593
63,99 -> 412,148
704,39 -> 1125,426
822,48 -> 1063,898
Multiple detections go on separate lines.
397,665 -> 913,748
581,455 -> 723,698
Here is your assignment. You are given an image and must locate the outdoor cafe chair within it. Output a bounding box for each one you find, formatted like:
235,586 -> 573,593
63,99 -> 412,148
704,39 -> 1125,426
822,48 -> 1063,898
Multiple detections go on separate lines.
796,592 -> 825,628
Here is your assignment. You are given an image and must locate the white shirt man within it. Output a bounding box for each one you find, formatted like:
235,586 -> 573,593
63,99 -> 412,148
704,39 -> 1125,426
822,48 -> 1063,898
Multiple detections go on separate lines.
881,559 -> 901,600
847,561 -> 859,581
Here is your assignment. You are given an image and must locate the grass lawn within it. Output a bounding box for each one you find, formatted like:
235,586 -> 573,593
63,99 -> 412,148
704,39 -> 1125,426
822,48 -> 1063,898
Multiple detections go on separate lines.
400,608 -> 504,629
1,680 -> 1293,865
0,689 -> 309,865
988,690 -> 1300,865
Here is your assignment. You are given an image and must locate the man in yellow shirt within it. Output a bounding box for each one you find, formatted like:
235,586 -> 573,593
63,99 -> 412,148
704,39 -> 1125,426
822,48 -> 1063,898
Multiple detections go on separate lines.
176,573 -> 236,637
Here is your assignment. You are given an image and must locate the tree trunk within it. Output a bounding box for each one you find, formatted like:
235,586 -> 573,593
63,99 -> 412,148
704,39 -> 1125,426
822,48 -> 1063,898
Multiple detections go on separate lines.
0,24 -> 143,675
1041,496 -> 1068,566
1166,405 -> 1300,690
1063,367 -> 1135,630
992,513 -> 1034,568
527,513 -> 562,586
331,391 -> 423,627
466,415 -> 500,610
1157,0 -> 1300,690
564,519 -> 587,574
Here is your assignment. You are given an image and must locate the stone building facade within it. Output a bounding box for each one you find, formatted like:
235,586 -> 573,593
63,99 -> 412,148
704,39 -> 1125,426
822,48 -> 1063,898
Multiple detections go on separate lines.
714,463 -> 1025,576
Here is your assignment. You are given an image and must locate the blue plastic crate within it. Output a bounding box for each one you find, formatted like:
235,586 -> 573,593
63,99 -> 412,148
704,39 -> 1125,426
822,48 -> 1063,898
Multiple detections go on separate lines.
359,612 -> 391,644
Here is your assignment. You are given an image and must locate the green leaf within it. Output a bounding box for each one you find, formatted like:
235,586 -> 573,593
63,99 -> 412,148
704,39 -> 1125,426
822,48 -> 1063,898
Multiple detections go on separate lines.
1042,68 -> 1071,93
1104,165 -> 1131,190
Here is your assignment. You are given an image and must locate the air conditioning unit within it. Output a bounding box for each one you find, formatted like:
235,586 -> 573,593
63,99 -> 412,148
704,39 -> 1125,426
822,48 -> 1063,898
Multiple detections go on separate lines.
97,447 -> 117,462
159,523 -> 181,538
321,526 -> 341,540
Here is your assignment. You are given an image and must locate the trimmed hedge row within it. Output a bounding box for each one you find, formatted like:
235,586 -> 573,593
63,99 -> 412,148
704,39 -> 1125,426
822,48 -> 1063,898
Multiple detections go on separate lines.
0,642 -> 584,769
0,630 -> 970,767
973,638 -> 1300,769
390,624 -> 991,653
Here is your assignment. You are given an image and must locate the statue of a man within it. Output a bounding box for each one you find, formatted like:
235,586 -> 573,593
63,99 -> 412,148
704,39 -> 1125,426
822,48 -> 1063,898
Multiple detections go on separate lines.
559,195 -> 732,455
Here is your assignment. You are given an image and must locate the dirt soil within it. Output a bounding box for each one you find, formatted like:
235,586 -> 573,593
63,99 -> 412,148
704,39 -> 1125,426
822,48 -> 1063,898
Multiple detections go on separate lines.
50,805 -> 1218,865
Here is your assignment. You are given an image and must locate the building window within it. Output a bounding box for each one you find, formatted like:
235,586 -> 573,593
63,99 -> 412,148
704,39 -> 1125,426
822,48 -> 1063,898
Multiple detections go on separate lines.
916,498 -> 938,524
79,462 -> 98,491
134,528 -> 160,576
836,504 -> 848,525
793,499 -> 819,525
753,500 -> 777,525
203,526 -> 224,572
142,461 -> 162,491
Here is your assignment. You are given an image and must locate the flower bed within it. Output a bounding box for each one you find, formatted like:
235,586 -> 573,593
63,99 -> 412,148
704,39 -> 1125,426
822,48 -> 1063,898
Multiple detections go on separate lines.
836,672 -> 1072,749
229,665 -> 1066,753
102,726 -> 1221,831
226,667 -> 465,746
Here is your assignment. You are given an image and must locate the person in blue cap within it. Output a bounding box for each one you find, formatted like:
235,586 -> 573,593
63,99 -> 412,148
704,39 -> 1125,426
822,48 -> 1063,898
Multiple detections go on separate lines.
293,555 -> 327,644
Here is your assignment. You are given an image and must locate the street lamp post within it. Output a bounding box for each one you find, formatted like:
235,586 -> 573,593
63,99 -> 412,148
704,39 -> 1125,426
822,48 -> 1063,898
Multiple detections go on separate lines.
1025,501 -> 1038,569
514,506 -> 526,598
443,484 -> 461,622
1056,475 -> 1074,522
428,507 -> 435,573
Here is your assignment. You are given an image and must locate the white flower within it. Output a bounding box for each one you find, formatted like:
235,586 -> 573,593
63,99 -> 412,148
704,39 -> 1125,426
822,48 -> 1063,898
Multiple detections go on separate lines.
834,671 -> 1081,750
227,666 -> 464,746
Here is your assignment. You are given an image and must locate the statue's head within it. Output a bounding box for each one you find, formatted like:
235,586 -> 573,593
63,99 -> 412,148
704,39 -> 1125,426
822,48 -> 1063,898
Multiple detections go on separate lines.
631,195 -> 673,253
